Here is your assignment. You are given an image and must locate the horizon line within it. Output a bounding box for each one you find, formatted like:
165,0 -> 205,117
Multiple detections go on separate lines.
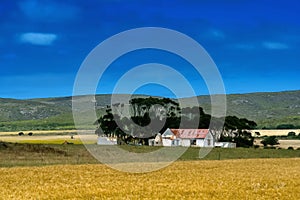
1,89 -> 300,100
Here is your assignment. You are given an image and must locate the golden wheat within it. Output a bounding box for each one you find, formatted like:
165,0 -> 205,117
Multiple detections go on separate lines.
0,158 -> 299,199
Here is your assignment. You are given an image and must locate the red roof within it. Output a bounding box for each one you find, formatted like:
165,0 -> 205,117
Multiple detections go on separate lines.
170,129 -> 209,139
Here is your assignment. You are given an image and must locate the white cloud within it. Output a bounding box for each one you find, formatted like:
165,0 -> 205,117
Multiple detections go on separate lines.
19,32 -> 57,46
262,42 -> 289,50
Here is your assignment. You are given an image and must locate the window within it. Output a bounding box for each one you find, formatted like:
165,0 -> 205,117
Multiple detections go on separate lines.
207,139 -> 211,146
191,139 -> 196,145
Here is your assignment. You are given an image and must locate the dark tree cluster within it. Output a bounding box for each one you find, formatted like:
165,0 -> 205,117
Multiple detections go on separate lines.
261,136 -> 279,147
276,124 -> 296,129
220,116 -> 257,147
95,97 -> 257,147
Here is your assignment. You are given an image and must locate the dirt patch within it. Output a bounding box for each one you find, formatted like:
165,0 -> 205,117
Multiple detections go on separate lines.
251,129 -> 300,136
254,138 -> 300,149
277,140 -> 300,149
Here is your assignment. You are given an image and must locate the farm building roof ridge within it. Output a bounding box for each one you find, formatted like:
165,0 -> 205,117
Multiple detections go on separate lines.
169,129 -> 209,139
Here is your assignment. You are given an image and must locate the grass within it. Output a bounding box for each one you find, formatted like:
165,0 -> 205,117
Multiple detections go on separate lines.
119,145 -> 300,160
0,137 -> 90,145
0,142 -> 97,167
182,147 -> 300,160
0,130 -> 79,136
0,142 -> 299,167
11,139 -> 85,144
0,158 -> 299,199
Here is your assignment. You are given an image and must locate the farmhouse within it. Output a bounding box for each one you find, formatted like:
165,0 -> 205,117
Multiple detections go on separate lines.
148,133 -> 163,146
161,128 -> 214,147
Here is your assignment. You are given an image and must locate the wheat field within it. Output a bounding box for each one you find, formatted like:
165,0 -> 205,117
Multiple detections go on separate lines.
0,158 -> 299,199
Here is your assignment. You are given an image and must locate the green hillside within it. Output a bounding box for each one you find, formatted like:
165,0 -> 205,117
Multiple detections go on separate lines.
196,90 -> 300,128
0,91 -> 300,131
0,94 -> 151,131
0,97 -> 70,122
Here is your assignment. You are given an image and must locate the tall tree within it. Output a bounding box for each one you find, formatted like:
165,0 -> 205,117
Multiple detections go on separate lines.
220,116 -> 257,147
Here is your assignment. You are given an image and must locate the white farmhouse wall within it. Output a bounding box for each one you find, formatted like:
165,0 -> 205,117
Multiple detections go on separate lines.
196,139 -> 205,147
162,139 -> 172,146
181,139 -> 191,147
173,139 -> 181,146
162,128 -> 174,137
204,138 -> 214,147
196,132 -> 214,147
161,129 -> 215,148
162,138 -> 181,146
205,131 -> 214,147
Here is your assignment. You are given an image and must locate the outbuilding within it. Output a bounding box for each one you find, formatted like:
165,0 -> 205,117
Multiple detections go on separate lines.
97,136 -> 117,145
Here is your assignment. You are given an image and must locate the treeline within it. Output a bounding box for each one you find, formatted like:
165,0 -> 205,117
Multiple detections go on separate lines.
260,123 -> 300,130
95,97 -> 257,147
275,124 -> 300,129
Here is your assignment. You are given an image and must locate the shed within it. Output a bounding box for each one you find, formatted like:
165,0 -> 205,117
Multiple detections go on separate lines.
214,142 -> 236,148
97,137 -> 117,145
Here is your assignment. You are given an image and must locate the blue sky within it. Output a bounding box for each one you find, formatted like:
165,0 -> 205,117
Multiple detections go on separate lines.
0,0 -> 299,99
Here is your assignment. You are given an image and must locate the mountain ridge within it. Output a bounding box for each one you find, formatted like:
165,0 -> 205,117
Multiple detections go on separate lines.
0,90 -> 300,130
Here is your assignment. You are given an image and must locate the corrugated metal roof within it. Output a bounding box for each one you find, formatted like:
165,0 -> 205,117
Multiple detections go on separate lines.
170,129 -> 209,139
